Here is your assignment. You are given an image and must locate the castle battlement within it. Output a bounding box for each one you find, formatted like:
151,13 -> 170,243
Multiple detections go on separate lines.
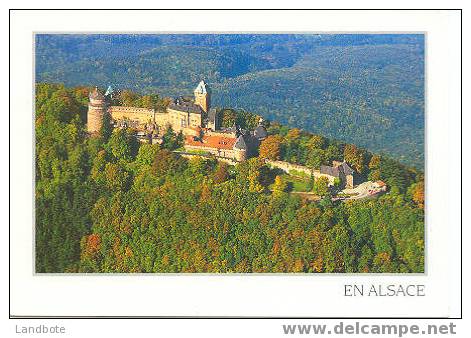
109,106 -> 155,114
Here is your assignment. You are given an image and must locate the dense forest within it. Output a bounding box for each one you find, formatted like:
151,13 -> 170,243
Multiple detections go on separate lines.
35,34 -> 424,168
35,83 -> 424,273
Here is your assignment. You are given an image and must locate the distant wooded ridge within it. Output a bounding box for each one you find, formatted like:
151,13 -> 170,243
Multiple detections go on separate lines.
35,34 -> 425,169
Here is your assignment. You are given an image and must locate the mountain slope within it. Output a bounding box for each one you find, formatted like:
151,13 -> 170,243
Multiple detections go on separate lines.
213,44 -> 424,167
35,34 -> 424,168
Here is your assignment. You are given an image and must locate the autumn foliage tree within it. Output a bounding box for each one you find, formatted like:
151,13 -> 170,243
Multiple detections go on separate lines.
259,135 -> 283,160
368,154 -> 381,181
213,162 -> 229,184
151,149 -> 187,176
272,175 -> 287,197
307,134 -> 326,150
312,176 -> 330,197
344,144 -> 365,174
411,180 -> 425,209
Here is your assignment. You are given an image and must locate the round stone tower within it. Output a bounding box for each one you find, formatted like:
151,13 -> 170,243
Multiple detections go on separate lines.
233,135 -> 247,162
87,87 -> 108,134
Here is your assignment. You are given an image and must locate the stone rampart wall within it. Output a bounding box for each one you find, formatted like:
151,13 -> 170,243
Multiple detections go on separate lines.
184,145 -> 245,162
265,160 -> 336,184
109,106 -> 155,124
174,151 -> 238,166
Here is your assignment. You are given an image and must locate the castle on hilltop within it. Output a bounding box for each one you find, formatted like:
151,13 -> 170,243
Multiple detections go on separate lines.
87,81 -> 366,189
87,80 -> 267,162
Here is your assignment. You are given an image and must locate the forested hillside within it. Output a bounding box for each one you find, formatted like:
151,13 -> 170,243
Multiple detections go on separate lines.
35,83 -> 424,273
35,34 -> 424,168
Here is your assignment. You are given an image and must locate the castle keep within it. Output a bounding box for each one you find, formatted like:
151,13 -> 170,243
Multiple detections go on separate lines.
87,81 -> 266,162
87,88 -> 109,133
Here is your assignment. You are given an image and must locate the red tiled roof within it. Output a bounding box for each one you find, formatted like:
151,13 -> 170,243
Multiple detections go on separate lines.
185,135 -> 237,150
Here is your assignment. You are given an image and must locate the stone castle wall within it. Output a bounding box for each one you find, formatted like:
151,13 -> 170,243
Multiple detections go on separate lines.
205,130 -> 237,138
265,160 -> 336,185
166,108 -> 202,132
184,144 -> 246,162
154,112 -> 171,130
109,106 -> 155,125
175,151 -> 238,166
106,106 -> 204,135
265,160 -> 312,175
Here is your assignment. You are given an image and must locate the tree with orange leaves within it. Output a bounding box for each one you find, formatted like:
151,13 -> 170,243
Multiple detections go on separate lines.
412,180 -> 425,209
83,234 -> 101,258
259,135 -> 283,160
344,143 -> 365,174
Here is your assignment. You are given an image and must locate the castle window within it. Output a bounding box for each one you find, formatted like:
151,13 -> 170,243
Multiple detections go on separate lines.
181,119 -> 186,127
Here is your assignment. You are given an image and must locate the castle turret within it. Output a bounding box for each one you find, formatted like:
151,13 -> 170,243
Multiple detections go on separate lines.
87,87 -> 108,134
233,135 -> 247,162
194,80 -> 211,113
